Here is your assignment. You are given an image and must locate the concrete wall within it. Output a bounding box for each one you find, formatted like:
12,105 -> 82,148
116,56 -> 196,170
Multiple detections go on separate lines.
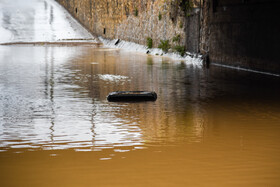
201,0 -> 280,74
55,0 -> 200,52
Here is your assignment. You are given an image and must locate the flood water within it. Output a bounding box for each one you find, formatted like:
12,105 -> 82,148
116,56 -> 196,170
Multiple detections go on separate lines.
0,45 -> 280,186
1,0 -> 280,186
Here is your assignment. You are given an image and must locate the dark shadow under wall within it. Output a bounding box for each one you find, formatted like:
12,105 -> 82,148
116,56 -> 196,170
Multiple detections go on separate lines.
185,9 -> 200,53
205,0 -> 280,74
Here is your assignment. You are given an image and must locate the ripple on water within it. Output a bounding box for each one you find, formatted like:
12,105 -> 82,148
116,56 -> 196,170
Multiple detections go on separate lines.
97,74 -> 130,82
0,44 -> 280,185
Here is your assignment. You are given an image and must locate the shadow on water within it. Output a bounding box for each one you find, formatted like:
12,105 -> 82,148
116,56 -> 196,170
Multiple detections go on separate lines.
204,64 -> 280,103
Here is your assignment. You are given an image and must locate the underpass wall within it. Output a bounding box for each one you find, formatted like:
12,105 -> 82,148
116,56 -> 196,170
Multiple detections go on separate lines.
55,0 -> 200,53
56,0 -> 280,74
201,0 -> 280,74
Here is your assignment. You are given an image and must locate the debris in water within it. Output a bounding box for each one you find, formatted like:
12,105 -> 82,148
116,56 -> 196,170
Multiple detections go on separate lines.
107,91 -> 157,102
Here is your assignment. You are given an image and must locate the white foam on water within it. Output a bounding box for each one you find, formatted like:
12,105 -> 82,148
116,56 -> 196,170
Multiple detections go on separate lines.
98,74 -> 130,82
100,158 -> 112,161
99,37 -> 203,67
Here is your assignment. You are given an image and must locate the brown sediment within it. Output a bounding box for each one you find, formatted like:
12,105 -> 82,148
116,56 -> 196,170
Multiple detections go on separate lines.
0,41 -> 103,46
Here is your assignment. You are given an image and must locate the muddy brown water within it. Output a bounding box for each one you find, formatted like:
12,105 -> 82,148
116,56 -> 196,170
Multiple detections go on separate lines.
0,45 -> 280,186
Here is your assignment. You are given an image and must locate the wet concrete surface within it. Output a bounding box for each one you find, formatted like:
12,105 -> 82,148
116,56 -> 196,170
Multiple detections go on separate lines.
0,0 -> 96,44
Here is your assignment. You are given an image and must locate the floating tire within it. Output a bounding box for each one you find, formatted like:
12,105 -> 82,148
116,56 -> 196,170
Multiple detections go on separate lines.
107,91 -> 157,102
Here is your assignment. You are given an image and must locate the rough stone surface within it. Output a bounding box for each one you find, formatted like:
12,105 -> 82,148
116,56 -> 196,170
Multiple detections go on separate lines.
185,9 -> 200,53
55,0 -> 201,50
56,0 -> 280,74
201,0 -> 280,74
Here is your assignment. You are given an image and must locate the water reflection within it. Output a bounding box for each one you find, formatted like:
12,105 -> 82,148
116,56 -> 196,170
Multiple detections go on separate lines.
1,0 -> 280,186
1,45 -> 280,186
1,45 -> 280,152
0,45 -> 213,152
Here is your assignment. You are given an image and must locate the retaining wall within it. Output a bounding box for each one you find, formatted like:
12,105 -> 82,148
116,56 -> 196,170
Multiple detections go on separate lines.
56,0 -> 280,74
55,0 -> 200,53
201,0 -> 280,74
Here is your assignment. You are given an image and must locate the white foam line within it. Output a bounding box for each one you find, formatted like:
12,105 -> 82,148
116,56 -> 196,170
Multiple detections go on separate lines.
99,37 -> 203,66
212,63 -> 280,77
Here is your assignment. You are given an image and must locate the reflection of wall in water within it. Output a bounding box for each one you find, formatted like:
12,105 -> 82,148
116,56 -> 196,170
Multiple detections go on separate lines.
65,48 -> 209,143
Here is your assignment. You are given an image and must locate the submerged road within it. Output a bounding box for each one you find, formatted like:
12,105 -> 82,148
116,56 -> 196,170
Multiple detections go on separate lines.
0,0 -> 95,43
1,0 -> 280,187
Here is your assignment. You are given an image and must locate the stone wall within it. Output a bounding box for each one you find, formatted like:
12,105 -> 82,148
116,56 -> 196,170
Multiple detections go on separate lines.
201,0 -> 280,74
56,0 -> 279,74
55,0 -> 200,51
185,9 -> 200,53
